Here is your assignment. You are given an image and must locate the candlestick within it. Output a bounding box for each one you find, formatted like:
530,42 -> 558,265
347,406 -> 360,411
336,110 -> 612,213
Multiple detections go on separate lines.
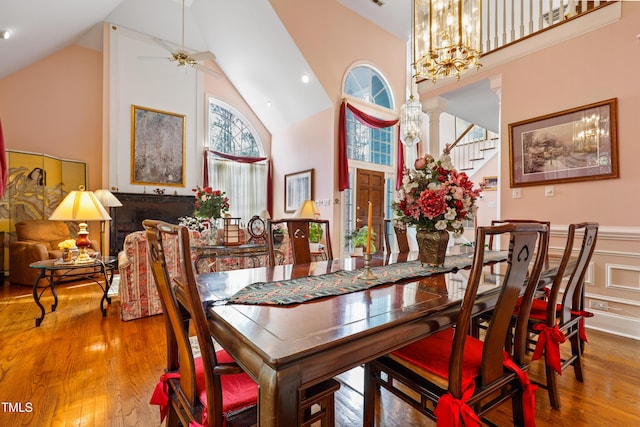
366,201 -> 372,254
358,253 -> 378,280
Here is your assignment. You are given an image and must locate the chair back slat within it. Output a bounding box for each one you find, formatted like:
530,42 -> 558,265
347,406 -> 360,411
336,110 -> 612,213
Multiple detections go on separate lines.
383,219 -> 410,254
449,222 -> 549,397
548,222 -> 599,326
267,218 -> 333,265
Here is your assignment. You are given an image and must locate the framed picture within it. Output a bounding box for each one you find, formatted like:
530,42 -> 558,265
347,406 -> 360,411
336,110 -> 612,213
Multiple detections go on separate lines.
482,176 -> 498,191
284,169 -> 314,213
509,98 -> 618,187
131,105 -> 186,187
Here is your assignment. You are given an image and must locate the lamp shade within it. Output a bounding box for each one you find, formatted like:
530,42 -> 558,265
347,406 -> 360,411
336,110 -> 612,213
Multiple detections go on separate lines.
50,189 -> 111,221
94,189 -> 123,208
294,200 -> 320,219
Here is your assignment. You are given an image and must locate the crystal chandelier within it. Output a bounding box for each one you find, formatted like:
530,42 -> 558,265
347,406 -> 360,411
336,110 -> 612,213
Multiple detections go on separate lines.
414,0 -> 482,83
400,95 -> 422,147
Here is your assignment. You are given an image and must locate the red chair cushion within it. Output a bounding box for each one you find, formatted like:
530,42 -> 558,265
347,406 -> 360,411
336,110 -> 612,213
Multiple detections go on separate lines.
514,296 -> 553,321
391,328 -> 480,399
195,349 -> 259,420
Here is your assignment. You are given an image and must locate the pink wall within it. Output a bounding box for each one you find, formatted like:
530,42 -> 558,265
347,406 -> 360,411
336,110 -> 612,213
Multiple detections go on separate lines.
417,3 -> 639,228
270,0 -> 406,243
0,45 -> 103,192
496,2 -> 639,227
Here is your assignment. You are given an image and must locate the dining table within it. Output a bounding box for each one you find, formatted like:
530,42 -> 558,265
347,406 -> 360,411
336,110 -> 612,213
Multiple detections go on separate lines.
196,249 -> 507,426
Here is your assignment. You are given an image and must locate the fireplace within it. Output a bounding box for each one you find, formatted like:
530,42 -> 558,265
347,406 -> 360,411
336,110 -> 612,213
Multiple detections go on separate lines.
109,192 -> 194,257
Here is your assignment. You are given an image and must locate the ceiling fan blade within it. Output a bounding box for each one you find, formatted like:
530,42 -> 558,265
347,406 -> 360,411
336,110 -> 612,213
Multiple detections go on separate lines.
138,56 -> 171,62
152,37 -> 177,55
194,63 -> 222,78
190,51 -> 216,61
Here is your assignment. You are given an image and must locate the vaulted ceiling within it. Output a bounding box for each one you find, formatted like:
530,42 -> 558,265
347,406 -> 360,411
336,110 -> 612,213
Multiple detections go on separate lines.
0,0 -> 497,133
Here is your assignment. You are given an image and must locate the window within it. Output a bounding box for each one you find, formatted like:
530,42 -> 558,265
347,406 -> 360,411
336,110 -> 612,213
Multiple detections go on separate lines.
342,65 -> 396,251
344,65 -> 394,167
206,97 -> 266,223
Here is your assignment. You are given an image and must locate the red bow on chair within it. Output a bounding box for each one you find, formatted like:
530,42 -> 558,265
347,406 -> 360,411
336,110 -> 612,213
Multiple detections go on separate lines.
503,356 -> 537,427
570,309 -> 594,342
532,323 -> 566,374
434,393 -> 482,427
150,372 -> 181,421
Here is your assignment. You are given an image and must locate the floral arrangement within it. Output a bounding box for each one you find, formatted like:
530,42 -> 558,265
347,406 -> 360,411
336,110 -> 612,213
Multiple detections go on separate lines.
58,239 -> 77,250
393,152 -> 482,234
192,186 -> 229,219
178,216 -> 208,232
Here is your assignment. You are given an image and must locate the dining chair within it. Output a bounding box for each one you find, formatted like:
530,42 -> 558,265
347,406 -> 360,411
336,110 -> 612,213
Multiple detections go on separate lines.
489,219 -> 551,272
513,222 -> 598,410
382,219 -> 410,254
363,222 -> 549,427
266,218 -> 333,266
144,220 -> 340,426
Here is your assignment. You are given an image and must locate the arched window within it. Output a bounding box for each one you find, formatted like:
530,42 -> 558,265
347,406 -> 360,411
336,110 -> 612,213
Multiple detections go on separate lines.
206,97 -> 267,223
342,65 -> 396,251
344,65 -> 394,166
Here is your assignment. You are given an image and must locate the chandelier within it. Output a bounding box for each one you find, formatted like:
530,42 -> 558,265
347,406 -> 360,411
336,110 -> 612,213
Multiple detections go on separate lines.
414,0 -> 482,83
400,95 -> 422,147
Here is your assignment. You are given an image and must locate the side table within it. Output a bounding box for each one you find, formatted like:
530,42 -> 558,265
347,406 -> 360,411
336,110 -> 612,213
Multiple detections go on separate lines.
29,256 -> 117,327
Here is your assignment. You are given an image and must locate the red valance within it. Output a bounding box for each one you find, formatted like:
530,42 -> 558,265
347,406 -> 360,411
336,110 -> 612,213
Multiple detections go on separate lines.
338,101 -> 401,191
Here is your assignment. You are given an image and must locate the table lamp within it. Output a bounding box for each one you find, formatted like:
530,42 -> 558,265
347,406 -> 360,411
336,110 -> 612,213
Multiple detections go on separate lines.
294,200 -> 320,219
49,186 -> 111,263
94,189 -> 123,256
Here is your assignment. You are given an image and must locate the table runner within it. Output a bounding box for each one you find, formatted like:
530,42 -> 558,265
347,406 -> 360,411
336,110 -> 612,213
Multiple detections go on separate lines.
226,251 -> 507,306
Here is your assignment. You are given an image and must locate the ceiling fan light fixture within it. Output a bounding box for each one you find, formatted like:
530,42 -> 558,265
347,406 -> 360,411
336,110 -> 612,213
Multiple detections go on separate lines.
0,30 -> 11,40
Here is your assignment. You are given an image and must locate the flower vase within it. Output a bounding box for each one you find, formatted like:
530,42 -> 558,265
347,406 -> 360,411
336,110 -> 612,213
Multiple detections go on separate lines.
62,249 -> 72,263
416,229 -> 450,266
207,218 -> 220,246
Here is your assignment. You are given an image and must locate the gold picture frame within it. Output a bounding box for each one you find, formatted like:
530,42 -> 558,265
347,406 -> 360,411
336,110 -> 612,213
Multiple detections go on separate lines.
509,98 -> 618,187
482,176 -> 498,191
131,105 -> 186,187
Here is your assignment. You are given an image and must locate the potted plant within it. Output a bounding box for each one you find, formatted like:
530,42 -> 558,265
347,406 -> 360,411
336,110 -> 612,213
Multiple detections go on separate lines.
308,222 -> 323,252
345,226 -> 376,256
272,226 -> 285,244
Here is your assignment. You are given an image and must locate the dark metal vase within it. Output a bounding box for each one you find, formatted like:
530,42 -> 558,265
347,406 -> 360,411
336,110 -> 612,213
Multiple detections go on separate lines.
416,229 -> 450,266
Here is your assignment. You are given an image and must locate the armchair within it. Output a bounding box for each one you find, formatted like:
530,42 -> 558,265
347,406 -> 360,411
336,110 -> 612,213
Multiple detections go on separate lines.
9,219 -> 99,286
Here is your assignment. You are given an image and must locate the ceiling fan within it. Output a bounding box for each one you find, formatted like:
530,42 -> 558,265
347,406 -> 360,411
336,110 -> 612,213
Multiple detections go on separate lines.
143,0 -> 221,77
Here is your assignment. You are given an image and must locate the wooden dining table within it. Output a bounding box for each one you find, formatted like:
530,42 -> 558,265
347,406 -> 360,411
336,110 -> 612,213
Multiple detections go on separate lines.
196,251 -> 505,426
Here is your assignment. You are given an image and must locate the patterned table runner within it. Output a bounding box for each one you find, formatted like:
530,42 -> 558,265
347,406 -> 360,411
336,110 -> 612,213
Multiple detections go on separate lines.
226,251 -> 507,306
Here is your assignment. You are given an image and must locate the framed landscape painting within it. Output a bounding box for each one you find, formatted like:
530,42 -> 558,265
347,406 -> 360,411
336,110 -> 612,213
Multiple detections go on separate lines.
509,98 -> 618,187
131,105 -> 186,187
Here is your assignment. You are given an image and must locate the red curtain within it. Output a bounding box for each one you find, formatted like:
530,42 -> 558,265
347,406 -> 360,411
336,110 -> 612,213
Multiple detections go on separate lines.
202,149 -> 272,216
0,118 -> 7,198
337,101 -> 401,191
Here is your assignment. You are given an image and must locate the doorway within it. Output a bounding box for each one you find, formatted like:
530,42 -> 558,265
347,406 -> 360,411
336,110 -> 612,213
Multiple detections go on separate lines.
355,169 -> 385,254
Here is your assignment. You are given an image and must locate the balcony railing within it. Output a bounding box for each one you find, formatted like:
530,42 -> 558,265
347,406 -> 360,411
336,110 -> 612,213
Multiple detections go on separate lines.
481,0 -> 616,55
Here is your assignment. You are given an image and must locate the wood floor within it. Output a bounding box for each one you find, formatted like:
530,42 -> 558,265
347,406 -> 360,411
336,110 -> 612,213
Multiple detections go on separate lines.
1,279 -> 639,426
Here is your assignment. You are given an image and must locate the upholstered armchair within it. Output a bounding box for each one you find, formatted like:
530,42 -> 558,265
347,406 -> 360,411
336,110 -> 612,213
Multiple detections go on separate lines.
9,219 -> 100,286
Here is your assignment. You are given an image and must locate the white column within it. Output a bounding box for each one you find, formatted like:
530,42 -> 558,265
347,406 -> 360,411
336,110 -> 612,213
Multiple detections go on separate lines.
421,96 -> 448,156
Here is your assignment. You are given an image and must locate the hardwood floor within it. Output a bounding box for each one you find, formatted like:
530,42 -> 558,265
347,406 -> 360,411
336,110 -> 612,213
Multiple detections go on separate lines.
1,278 -> 639,426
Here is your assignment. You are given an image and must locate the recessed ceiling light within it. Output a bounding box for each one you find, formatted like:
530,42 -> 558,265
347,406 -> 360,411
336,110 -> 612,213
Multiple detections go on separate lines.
266,101 -> 272,108
0,30 -> 11,40
301,74 -> 310,84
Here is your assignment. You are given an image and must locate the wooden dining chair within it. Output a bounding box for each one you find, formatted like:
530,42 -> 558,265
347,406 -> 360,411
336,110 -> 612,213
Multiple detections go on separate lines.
364,222 -> 549,427
266,218 -> 333,266
383,219 -> 410,254
490,219 -> 551,272
144,220 -> 340,426
513,222 -> 598,410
